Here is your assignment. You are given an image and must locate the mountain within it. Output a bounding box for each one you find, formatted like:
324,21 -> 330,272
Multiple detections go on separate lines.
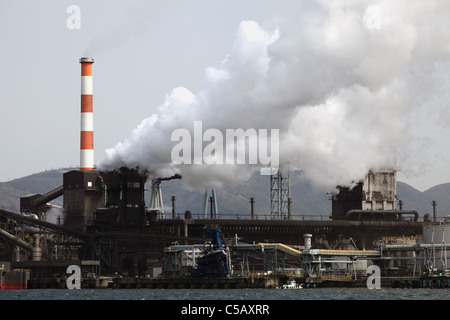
397,182 -> 450,218
157,171 -> 331,219
1,168 -> 449,220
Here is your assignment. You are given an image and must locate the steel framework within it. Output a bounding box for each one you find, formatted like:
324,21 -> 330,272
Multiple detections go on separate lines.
270,168 -> 290,219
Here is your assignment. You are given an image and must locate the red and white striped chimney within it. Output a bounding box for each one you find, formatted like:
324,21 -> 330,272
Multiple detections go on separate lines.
79,57 -> 94,171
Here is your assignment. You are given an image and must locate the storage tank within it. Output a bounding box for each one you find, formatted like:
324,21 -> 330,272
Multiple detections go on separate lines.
423,221 -> 450,244
331,239 -> 367,274
303,234 -> 312,250
422,218 -> 450,272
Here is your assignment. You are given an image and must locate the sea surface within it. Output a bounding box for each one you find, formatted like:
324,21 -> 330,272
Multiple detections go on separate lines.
0,288 -> 448,300
1,288 -> 446,319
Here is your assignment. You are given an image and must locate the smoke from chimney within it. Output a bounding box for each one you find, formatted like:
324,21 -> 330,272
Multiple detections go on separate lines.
97,1 -> 450,191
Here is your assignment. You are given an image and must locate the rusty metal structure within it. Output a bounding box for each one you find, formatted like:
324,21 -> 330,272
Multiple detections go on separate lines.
332,169 -> 399,220
20,185 -> 63,218
0,167 -> 425,280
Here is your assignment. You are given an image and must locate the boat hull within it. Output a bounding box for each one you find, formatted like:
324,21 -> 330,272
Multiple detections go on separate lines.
0,270 -> 30,289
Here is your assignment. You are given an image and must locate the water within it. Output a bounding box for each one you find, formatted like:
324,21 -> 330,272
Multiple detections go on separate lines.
0,288 -> 446,319
0,288 -> 448,300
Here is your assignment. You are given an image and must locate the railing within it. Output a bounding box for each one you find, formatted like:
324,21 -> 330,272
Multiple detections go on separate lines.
166,213 -> 333,221
163,213 -> 449,222
320,274 -> 353,281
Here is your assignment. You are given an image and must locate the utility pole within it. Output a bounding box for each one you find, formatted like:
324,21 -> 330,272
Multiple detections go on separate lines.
171,196 -> 176,219
432,200 -> 437,222
250,197 -> 255,220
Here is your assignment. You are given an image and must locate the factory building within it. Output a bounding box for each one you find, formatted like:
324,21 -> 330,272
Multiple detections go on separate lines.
63,170 -> 103,232
331,169 -> 417,222
1,56 -> 445,289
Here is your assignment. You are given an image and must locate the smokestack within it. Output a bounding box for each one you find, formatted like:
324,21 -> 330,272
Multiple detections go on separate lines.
79,57 -> 94,171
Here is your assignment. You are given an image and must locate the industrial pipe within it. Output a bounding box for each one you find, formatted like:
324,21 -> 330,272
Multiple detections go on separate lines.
345,210 -> 418,222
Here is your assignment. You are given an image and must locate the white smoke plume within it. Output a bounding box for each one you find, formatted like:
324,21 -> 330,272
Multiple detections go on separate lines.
98,0 -> 450,191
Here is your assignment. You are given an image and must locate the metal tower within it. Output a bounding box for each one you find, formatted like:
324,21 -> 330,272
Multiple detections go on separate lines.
150,179 -> 164,219
270,167 -> 290,219
150,174 -> 182,219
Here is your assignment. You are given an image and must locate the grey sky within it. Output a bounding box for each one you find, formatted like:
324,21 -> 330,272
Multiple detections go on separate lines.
1,0 -> 449,192
0,1 -> 298,176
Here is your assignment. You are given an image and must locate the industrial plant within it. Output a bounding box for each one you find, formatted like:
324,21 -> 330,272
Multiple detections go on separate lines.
0,58 -> 449,290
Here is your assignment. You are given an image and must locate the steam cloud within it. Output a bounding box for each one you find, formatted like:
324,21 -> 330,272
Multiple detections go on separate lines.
98,0 -> 450,191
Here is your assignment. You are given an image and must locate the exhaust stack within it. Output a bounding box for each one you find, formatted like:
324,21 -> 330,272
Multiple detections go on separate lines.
79,57 -> 94,171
